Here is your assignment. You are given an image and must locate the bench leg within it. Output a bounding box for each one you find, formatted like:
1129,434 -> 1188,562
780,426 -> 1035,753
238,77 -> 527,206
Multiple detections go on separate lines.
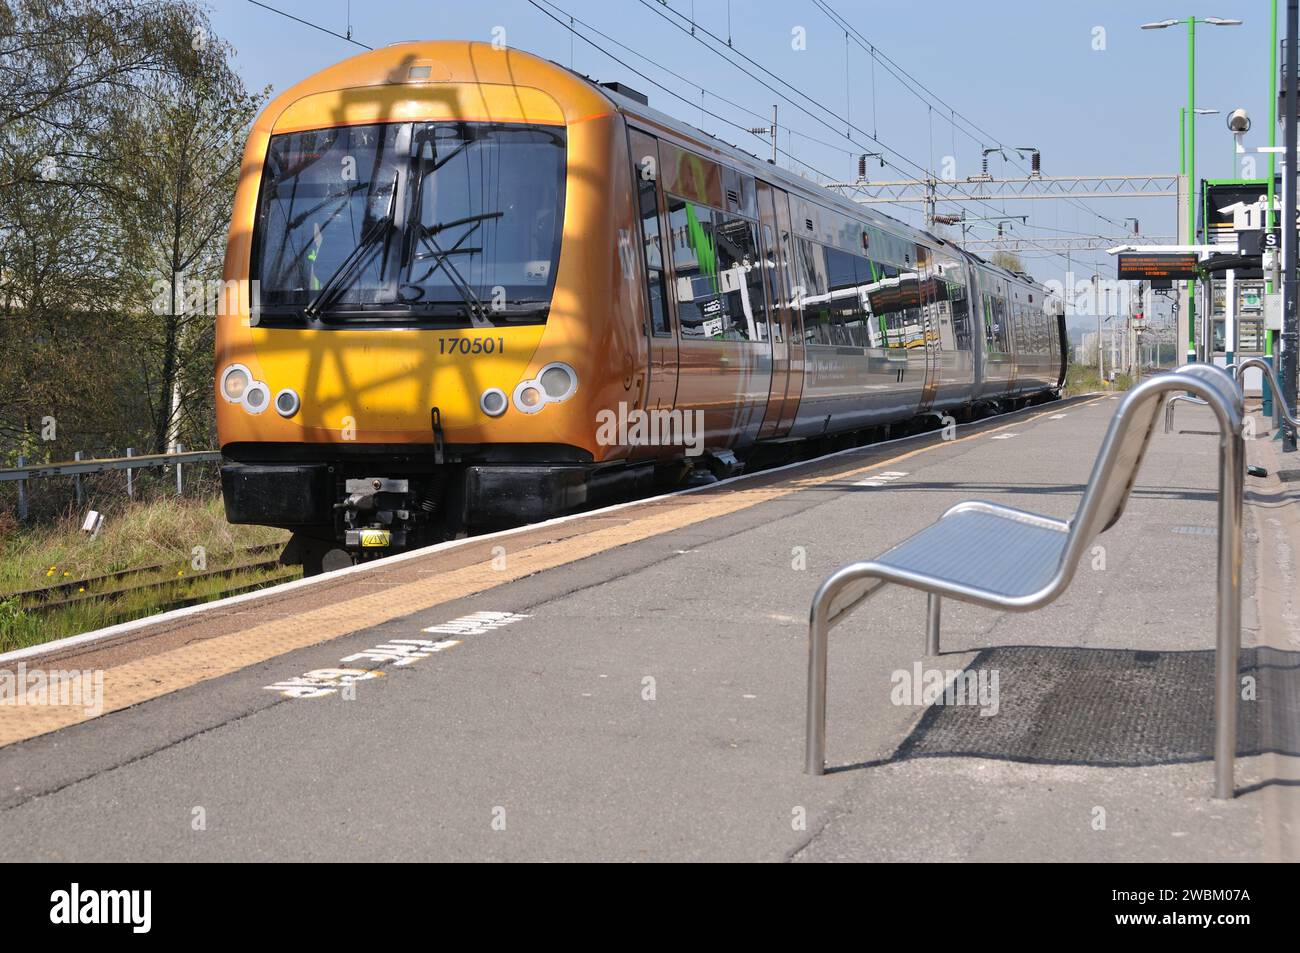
1213,429 -> 1244,799
806,600 -> 830,776
926,593 -> 941,656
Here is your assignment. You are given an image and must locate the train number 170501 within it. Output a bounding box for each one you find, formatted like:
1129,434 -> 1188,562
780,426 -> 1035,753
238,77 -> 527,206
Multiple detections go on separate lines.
439,337 -> 505,356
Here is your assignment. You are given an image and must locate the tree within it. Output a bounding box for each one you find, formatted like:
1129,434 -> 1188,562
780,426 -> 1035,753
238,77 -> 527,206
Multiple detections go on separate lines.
0,0 -> 265,467
0,0 -> 179,462
111,15 -> 266,452
991,250 -> 1025,274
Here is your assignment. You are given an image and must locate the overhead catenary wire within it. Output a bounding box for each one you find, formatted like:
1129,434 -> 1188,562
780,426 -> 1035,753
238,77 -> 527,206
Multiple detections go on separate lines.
246,0 -> 1082,271
636,0 -> 1083,268
810,0 -> 1125,235
525,0 -> 846,183
246,0 -> 372,50
529,0 -> 865,162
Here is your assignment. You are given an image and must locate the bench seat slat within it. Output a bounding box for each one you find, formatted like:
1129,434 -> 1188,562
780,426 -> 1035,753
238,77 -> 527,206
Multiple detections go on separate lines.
877,509 -> 1068,599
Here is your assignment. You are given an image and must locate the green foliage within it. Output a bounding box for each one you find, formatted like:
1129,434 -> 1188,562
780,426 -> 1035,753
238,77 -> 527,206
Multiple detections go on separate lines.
0,0 -> 268,470
0,595 -> 40,652
0,494 -> 292,651
1064,363 -> 1135,396
991,250 -> 1025,274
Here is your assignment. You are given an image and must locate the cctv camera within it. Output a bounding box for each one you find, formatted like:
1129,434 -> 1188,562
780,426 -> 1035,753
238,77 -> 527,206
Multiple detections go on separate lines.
1227,108 -> 1251,133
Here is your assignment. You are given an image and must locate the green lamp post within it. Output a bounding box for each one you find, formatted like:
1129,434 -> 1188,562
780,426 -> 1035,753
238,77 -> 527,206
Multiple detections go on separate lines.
1143,15 -> 1244,361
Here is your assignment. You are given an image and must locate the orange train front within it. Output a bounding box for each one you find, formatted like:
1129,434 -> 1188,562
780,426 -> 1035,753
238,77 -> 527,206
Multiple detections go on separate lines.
217,41 -> 1065,573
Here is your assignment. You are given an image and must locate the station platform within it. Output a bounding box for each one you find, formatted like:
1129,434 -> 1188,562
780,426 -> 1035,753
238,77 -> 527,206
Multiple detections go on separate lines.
1,391 -> 1296,861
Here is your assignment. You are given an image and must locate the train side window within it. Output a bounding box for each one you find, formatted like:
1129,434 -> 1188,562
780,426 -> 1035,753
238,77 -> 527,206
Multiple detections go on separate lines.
634,164 -> 671,337
714,212 -> 768,341
792,237 -> 831,346
760,223 -> 784,344
897,271 -> 927,349
666,197 -> 766,341
666,195 -> 715,339
858,257 -> 897,349
990,294 -> 1011,353
983,294 -> 997,352
824,247 -> 865,347
937,260 -> 971,351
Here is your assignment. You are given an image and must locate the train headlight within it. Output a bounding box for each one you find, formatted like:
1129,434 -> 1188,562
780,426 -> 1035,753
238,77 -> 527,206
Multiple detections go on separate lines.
512,363 -> 578,414
513,383 -> 545,414
480,387 -> 508,417
242,381 -> 270,414
274,388 -> 301,418
538,362 -> 578,401
220,364 -> 251,402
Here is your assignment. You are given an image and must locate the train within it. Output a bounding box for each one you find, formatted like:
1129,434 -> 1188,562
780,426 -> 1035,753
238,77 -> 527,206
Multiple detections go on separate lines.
216,41 -> 1067,574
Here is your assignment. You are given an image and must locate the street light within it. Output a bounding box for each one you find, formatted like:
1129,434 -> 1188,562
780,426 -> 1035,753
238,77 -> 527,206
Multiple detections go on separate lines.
1141,15 -> 1243,362
1180,106 -> 1219,174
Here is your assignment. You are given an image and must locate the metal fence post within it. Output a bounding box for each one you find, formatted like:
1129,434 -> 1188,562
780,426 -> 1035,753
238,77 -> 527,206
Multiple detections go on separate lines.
175,442 -> 184,496
74,450 -> 83,506
125,447 -> 134,500
16,454 -> 27,522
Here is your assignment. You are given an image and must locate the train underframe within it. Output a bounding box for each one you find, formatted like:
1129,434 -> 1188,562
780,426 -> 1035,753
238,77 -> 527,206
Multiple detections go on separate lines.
220,389 -> 1060,575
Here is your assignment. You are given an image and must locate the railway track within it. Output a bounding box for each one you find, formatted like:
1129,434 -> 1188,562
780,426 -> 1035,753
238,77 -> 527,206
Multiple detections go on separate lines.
3,543 -> 297,616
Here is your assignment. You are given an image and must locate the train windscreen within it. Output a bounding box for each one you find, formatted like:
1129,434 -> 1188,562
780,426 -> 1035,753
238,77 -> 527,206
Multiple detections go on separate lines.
251,121 -> 566,327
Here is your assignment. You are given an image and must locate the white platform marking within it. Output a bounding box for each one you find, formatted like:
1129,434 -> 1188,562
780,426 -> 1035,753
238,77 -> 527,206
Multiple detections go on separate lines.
422,610 -> 530,637
265,611 -> 528,698
853,470 -> 908,487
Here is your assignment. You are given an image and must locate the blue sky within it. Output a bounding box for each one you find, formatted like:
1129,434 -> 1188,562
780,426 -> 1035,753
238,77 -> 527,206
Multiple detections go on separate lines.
211,0 -> 1281,294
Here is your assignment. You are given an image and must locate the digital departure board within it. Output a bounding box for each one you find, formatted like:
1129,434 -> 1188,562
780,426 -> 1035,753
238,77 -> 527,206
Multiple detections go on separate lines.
1116,253 -> 1200,281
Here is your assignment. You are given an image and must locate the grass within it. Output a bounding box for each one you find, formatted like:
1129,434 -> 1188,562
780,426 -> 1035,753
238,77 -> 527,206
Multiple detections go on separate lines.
1064,363 -> 1134,397
0,495 -> 294,653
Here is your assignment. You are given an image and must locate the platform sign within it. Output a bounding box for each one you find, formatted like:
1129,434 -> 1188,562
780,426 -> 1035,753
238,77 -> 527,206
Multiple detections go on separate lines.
1236,229 -> 1280,256
1204,181 -> 1272,245
1117,253 -> 1200,281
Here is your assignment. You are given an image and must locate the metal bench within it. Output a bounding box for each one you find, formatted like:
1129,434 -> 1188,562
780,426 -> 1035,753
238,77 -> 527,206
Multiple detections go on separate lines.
1164,363 -> 1236,434
1164,357 -> 1299,440
805,363 -> 1246,798
1235,356 -> 1300,432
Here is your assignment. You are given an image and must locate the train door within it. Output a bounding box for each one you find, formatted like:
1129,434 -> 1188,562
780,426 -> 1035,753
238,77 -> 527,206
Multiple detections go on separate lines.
979,275 -> 1015,400
657,142 -> 770,450
773,187 -> 805,434
628,128 -> 679,417
915,243 -> 941,413
756,180 -> 800,439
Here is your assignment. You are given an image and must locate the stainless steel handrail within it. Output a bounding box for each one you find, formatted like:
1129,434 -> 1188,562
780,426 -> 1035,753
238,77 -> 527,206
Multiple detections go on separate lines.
1164,394 -> 1208,434
1164,363 -> 1236,434
806,363 -> 1244,798
1235,356 -> 1300,430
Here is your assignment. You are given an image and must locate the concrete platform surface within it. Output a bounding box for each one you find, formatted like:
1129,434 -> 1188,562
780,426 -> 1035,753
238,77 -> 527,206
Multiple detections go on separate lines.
0,394 -> 1295,862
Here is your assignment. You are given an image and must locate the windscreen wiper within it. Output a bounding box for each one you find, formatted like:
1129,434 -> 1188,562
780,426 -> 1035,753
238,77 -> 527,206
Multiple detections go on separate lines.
407,213 -> 506,326
303,189 -> 397,318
